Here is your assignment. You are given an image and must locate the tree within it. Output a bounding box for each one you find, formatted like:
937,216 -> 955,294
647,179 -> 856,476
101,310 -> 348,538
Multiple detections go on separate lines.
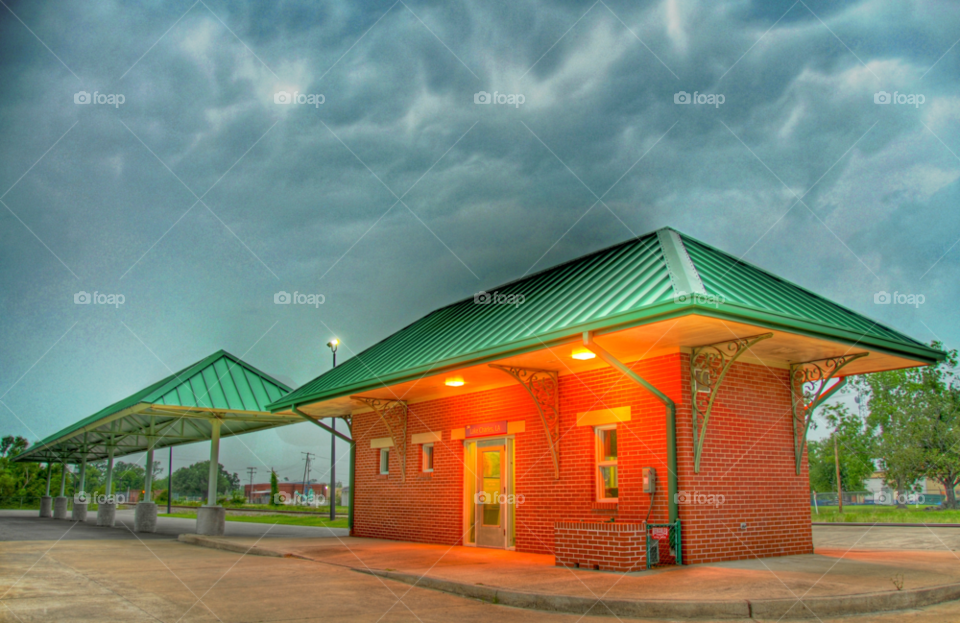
170,461 -> 240,499
807,404 -> 875,494
852,343 -> 960,509
270,470 -> 279,506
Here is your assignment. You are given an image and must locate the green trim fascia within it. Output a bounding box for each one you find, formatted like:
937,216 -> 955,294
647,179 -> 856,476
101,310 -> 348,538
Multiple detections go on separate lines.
270,301 -> 943,412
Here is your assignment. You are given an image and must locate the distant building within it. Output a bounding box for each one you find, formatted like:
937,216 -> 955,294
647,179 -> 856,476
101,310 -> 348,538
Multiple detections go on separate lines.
244,482 -> 327,505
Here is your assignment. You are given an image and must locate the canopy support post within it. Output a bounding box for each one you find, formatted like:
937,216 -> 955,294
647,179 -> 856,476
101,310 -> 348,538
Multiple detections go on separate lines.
351,398 -> 407,482
791,354 -> 867,474
489,364 -> 561,479
690,333 -> 773,472
207,418 -> 221,505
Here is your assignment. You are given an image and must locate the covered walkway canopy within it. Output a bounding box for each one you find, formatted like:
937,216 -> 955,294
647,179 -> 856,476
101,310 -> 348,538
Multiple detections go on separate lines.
14,349 -> 299,464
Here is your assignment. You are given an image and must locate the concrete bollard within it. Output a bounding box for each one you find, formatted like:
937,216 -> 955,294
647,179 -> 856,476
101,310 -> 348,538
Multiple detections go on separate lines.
39,496 -> 53,518
134,502 -> 158,533
53,496 -> 69,520
72,502 -> 88,522
96,502 -> 116,527
196,506 -> 226,536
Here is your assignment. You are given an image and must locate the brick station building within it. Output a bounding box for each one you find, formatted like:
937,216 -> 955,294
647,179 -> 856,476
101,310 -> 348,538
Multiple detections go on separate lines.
269,227 -> 941,570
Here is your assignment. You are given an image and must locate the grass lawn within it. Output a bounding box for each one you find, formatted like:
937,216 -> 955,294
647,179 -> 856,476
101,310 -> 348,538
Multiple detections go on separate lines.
160,512 -> 348,529
812,505 -> 960,523
172,502 -> 349,514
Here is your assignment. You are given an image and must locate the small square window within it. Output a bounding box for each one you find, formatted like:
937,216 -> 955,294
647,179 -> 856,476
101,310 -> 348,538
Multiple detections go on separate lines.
422,444 -> 434,472
595,425 -> 618,501
379,448 -> 389,475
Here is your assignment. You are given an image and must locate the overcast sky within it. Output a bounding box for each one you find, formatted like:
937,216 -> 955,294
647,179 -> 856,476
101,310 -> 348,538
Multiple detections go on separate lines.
1,0 -> 958,482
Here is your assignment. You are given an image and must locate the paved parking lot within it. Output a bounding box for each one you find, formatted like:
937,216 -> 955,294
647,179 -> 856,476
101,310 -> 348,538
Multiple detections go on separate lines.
2,511 -> 959,622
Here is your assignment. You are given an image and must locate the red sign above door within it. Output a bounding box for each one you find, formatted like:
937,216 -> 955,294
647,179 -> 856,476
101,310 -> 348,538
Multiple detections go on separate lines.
465,420 -> 508,438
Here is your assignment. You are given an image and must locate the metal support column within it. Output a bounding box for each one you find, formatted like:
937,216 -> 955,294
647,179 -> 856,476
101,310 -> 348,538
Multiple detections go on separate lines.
105,446 -> 115,496
330,419 -> 337,521
78,458 -> 86,493
207,418 -> 221,505
45,463 -> 52,496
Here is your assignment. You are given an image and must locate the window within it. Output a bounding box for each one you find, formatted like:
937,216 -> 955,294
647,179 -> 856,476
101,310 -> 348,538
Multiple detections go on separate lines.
379,448 -> 389,475
595,425 -> 618,501
422,443 -> 434,472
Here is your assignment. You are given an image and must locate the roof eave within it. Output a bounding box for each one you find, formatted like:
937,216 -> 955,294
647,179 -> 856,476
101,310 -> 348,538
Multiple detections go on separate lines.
269,302 -> 943,411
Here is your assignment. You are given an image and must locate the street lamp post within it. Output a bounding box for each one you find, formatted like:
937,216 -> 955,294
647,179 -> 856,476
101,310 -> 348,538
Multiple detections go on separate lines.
326,339 -> 339,521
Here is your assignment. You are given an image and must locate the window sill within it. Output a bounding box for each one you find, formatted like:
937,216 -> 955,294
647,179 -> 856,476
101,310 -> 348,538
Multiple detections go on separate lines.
417,473 -> 433,480
591,501 -> 618,513
377,474 -> 389,480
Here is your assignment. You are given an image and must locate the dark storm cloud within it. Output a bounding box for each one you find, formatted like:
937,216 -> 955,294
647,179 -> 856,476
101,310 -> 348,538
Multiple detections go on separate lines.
1,0 -> 959,475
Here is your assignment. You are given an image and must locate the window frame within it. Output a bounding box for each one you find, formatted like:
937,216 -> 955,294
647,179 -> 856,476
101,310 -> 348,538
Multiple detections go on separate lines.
594,424 -> 618,502
379,448 -> 390,475
421,443 -> 434,473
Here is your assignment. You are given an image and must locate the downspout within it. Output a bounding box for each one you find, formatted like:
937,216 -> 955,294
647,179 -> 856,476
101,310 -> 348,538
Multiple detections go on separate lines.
292,405 -> 355,532
582,331 -> 679,524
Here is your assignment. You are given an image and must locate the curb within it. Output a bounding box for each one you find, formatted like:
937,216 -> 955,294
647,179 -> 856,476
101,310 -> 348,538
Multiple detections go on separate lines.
177,534 -> 286,558
178,536 -> 960,619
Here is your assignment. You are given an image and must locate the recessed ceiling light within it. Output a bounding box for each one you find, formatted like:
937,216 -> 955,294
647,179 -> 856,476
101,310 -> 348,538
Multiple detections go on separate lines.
445,376 -> 465,387
571,347 -> 596,360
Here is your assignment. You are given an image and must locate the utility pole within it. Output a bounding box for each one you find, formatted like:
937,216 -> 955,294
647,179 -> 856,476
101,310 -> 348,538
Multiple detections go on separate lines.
300,452 -> 314,506
834,434 -> 843,513
246,467 -> 257,502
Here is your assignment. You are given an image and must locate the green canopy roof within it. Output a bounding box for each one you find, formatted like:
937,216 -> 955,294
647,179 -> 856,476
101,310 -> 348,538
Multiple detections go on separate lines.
15,350 -> 299,463
269,227 -> 943,412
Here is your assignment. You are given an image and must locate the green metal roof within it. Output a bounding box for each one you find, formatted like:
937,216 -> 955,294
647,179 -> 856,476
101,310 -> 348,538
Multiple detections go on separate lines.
15,350 -> 298,463
269,227 -> 943,411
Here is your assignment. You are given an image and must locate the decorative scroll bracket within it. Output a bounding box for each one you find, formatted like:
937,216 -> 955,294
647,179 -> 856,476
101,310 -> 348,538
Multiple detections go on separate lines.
690,333 -> 774,472
352,397 -> 407,481
791,353 -> 868,474
489,364 -> 560,479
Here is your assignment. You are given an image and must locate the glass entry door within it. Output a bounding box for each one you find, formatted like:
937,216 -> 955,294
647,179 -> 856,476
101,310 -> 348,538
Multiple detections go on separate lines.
476,444 -> 505,548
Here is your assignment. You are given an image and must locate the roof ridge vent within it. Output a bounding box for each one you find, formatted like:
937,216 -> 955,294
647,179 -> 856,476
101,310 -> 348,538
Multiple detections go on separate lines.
656,229 -> 706,299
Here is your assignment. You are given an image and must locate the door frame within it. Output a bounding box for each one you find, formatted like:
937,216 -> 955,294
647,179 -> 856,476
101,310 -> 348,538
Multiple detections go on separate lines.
463,436 -> 514,549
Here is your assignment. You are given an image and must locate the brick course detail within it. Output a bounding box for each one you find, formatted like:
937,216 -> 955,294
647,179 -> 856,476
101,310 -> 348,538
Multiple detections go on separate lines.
351,351 -> 813,566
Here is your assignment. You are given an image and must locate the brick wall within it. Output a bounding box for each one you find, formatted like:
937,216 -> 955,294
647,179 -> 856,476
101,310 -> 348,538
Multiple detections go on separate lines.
351,351 -> 813,564
554,521 -> 646,572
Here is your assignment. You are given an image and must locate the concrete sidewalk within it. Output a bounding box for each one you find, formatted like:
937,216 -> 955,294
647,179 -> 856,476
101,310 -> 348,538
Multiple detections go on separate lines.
181,525 -> 960,620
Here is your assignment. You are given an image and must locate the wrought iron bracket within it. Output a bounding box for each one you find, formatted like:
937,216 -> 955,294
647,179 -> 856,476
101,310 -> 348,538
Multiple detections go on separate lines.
489,364 -> 560,479
690,333 -> 773,472
790,353 -> 868,474
352,397 -> 408,481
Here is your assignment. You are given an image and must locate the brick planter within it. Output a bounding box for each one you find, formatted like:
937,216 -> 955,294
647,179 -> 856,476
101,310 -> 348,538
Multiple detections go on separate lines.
554,521 -> 646,572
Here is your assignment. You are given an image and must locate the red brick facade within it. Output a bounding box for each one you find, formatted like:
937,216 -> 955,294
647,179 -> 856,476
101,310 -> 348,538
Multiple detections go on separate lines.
554,521 -> 647,571
352,351 -> 813,565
